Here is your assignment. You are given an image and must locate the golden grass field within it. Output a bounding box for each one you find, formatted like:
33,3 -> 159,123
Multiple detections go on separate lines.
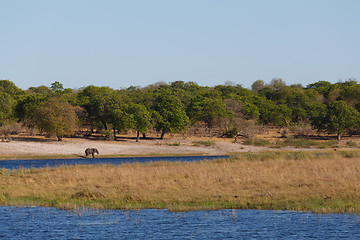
1,151 -> 360,213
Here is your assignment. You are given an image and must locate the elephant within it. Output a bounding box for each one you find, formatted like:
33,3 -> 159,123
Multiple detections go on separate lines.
85,148 -> 99,158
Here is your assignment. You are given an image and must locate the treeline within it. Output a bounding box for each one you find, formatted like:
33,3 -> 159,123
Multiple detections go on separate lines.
1,78 -> 360,141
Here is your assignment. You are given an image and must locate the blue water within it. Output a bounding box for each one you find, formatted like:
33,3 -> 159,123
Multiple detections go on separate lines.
0,207 -> 359,239
0,155 -> 229,170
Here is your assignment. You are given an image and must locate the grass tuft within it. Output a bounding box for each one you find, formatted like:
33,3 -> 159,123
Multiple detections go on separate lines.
167,141 -> 181,146
242,138 -> 272,146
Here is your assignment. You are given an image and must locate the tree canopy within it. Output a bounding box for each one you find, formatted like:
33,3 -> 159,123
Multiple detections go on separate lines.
0,78 -> 357,141
35,98 -> 78,141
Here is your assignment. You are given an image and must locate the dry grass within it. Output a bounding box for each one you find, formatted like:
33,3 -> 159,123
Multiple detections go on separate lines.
1,151 -> 360,212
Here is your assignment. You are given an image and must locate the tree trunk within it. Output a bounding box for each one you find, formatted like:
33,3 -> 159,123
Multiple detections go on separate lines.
57,135 -> 62,141
337,134 -> 341,141
160,131 -> 165,139
136,131 -> 140,142
113,126 -> 116,141
102,121 -> 107,130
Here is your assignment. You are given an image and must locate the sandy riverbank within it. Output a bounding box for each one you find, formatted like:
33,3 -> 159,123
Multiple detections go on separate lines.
0,137 -> 279,158
0,137 -> 344,159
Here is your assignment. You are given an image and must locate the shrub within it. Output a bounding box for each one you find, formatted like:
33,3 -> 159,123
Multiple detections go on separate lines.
346,141 -> 357,147
222,127 -> 238,138
283,137 -> 313,148
102,130 -> 114,141
192,140 -> 215,147
290,123 -> 313,138
339,151 -> 360,158
233,119 -> 263,139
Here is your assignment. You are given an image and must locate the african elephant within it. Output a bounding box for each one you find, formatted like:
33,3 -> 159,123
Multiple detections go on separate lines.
85,148 -> 99,158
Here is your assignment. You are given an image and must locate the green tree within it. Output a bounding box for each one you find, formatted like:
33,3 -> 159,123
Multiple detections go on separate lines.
0,80 -> 25,125
269,78 -> 287,90
274,104 -> 292,126
28,85 -> 52,95
241,102 -> 260,120
279,87 -> 320,123
152,88 -> 189,139
0,92 -> 14,125
15,94 -> 47,128
35,98 -> 79,141
106,90 -> 133,139
129,103 -> 152,141
0,80 -> 25,99
251,80 -> 266,92
170,81 -> 204,109
50,81 -> 64,93
316,101 -> 360,140
243,95 -> 291,125
339,84 -> 360,107
306,81 -> 340,101
77,86 -> 115,131
188,91 -> 229,130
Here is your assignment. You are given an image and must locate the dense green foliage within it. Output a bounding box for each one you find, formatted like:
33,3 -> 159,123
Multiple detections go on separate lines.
2,78 -> 360,140
35,98 -> 78,141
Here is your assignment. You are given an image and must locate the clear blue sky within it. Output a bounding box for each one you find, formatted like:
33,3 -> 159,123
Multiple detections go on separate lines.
1,0 -> 359,90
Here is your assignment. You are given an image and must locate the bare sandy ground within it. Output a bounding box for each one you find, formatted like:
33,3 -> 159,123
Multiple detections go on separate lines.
0,137 -> 274,158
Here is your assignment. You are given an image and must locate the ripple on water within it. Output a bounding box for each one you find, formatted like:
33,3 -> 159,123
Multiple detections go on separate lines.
0,207 -> 359,239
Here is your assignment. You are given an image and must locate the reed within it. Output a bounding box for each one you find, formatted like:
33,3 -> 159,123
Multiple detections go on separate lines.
1,151 -> 360,213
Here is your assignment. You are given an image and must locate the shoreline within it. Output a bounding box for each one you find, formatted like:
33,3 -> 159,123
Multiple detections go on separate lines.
0,136 -> 350,160
0,153 -> 227,161
0,137 -> 276,160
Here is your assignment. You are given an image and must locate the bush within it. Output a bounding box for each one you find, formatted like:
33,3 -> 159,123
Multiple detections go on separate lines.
101,130 -> 114,141
242,138 -> 272,147
0,122 -> 23,135
0,122 -> 24,141
290,123 -> 313,138
283,138 -> 313,148
275,138 -> 338,149
222,127 -> 238,138
340,151 -> 360,158
233,119 -> 263,139
346,141 -> 357,147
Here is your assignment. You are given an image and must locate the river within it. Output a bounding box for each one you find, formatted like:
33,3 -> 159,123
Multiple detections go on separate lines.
1,207 -> 359,239
0,155 -> 229,169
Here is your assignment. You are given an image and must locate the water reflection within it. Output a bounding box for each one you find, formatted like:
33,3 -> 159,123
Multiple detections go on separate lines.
1,207 -> 359,239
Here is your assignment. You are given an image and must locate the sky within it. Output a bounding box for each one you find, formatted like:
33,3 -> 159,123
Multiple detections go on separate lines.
1,0 -> 360,90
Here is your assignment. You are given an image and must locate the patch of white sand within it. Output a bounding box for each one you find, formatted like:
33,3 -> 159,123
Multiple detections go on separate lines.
0,138 -> 271,157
